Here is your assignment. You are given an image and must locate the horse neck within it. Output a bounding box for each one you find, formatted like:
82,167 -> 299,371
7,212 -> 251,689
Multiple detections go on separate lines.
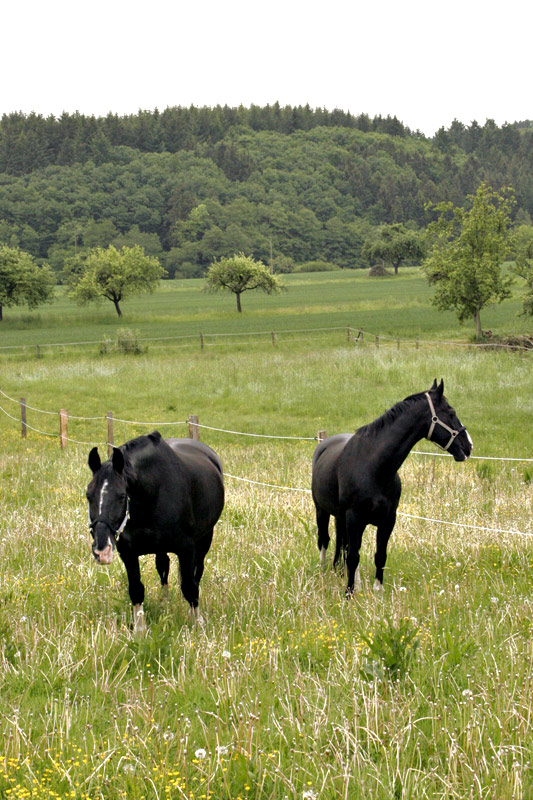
368,399 -> 428,477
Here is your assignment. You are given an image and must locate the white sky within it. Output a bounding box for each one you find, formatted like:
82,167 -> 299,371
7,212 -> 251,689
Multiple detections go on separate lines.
2,0 -> 531,137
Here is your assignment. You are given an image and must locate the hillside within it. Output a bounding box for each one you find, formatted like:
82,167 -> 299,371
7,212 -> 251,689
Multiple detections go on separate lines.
0,107 -> 532,277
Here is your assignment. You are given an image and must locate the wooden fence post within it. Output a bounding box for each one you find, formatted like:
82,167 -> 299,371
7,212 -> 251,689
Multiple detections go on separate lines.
20,398 -> 27,438
317,430 -> 327,442
200,333 -> 204,351
416,338 -> 419,350
59,409 -> 68,449
188,414 -> 200,440
375,335 -> 379,349
36,345 -> 41,359
271,331 -> 276,347
107,411 -> 114,456
397,339 -> 400,350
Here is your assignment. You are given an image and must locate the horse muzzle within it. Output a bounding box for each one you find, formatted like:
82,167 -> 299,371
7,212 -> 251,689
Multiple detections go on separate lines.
93,541 -> 114,564
92,524 -> 116,565
451,430 -> 473,462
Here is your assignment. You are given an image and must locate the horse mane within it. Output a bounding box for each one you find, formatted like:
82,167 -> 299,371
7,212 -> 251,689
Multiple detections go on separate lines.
120,431 -> 163,479
356,392 -> 426,438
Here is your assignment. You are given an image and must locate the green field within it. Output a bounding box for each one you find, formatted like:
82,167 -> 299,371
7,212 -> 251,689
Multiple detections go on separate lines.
0,268 -> 531,352
0,271 -> 532,800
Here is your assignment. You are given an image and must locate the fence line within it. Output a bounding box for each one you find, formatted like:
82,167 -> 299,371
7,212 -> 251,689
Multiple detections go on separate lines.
0,323 -> 531,355
0,391 -> 531,461
0,404 -> 530,538
223,473 -> 532,538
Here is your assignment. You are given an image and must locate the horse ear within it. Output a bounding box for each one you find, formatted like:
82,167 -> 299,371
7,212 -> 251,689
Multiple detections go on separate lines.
148,431 -> 162,445
437,379 -> 444,397
88,447 -> 101,474
430,379 -> 437,390
112,447 -> 125,474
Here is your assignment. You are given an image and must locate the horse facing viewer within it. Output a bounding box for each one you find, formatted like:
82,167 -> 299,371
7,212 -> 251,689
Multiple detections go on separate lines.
311,380 -> 472,595
86,432 -> 224,632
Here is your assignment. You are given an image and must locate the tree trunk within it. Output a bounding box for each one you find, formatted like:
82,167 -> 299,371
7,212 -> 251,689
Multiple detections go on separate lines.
236,292 -> 242,313
393,260 -> 400,274
113,298 -> 122,317
0,303 -> 3,322
474,310 -> 482,339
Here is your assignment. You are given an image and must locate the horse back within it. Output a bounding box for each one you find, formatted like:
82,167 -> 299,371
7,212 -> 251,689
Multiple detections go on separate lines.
164,438 -> 225,529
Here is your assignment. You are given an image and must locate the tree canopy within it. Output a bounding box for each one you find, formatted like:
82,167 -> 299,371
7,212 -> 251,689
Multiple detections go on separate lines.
422,183 -> 514,338
362,224 -> 425,274
205,253 -> 283,312
66,245 -> 166,316
0,244 -> 54,320
0,109 -> 532,279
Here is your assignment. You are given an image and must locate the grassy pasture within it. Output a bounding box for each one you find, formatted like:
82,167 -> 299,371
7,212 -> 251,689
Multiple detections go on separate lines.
0,271 -> 532,800
0,267 -> 531,351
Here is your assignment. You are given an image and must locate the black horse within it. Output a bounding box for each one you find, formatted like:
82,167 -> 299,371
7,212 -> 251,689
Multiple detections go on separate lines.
86,431 -> 224,632
311,380 -> 472,595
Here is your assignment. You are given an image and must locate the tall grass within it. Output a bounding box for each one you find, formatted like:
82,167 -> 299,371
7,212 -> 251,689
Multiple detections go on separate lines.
0,276 -> 532,799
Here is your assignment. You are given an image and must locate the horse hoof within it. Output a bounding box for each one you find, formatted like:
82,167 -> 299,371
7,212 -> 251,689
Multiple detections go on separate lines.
373,580 -> 384,594
133,604 -> 148,634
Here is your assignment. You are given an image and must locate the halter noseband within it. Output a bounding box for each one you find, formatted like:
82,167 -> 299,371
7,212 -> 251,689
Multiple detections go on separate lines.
88,497 -> 130,541
425,392 -> 465,451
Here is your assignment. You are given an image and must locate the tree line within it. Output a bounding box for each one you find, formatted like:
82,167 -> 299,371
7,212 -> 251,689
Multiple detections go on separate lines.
0,108 -> 532,282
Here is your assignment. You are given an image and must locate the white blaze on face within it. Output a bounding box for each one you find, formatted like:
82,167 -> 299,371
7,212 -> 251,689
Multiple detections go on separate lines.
466,430 -> 473,451
99,479 -> 109,515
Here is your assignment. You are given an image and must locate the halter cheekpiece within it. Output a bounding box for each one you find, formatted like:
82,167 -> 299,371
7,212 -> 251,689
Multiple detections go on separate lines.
425,392 -> 465,451
88,496 -> 130,541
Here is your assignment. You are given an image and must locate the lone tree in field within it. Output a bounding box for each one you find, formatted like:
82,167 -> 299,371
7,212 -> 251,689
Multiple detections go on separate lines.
362,223 -> 425,274
205,253 -> 283,312
422,183 -> 514,339
67,245 -> 166,317
0,244 -> 54,321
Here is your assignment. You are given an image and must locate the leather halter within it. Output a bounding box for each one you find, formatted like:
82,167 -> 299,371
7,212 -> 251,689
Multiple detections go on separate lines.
88,497 -> 130,541
425,393 -> 465,451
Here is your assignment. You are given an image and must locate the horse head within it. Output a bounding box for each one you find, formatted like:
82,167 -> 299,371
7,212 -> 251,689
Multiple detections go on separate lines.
425,379 -> 473,461
86,447 -> 129,565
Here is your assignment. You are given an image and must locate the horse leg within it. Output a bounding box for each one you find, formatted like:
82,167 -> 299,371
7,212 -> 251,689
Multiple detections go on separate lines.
345,509 -> 366,597
156,552 -> 170,599
177,540 -> 200,621
316,506 -> 330,571
333,513 -> 346,572
374,513 -> 396,591
121,553 -> 146,634
194,530 -> 213,584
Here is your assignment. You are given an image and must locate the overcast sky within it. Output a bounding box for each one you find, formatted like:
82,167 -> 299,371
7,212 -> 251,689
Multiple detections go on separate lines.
2,0 -> 530,137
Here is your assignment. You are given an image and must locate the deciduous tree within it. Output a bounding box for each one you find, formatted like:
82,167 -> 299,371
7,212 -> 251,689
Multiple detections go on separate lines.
513,226 -> 533,316
205,253 -> 282,312
0,244 -> 54,321
362,223 -> 425,274
422,183 -> 514,339
67,245 -> 166,317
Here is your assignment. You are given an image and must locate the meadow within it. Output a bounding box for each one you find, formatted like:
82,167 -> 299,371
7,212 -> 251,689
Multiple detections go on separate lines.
0,269 -> 532,800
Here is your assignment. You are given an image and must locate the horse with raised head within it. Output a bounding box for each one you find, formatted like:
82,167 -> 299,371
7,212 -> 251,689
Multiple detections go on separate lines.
86,431 -> 224,632
311,380 -> 472,595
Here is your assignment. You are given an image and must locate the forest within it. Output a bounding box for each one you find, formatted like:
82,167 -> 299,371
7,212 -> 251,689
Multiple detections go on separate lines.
0,105 -> 532,278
